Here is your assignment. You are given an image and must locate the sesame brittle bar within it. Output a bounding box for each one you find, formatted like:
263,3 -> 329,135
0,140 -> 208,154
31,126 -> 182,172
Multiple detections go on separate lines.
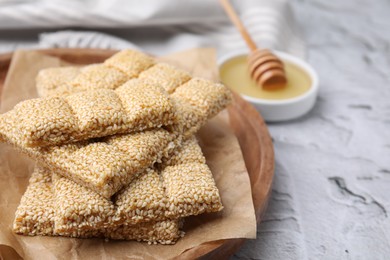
0,78 -> 176,147
36,50 -> 191,97
0,120 -> 177,198
13,166 -> 182,244
51,137 -> 223,231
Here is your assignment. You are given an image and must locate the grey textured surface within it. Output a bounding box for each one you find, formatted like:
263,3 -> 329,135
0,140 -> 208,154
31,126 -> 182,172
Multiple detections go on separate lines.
0,0 -> 389,259
233,0 -> 390,259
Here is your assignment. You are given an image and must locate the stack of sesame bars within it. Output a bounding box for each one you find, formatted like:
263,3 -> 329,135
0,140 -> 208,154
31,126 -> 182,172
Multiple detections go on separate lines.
0,49 -> 232,244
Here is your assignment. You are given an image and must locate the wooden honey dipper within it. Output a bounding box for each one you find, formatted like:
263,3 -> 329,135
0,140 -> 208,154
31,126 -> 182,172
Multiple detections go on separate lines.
219,0 -> 287,90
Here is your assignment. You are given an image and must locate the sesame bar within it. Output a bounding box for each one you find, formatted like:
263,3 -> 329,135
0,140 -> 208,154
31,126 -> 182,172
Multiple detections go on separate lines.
52,170 -> 182,245
51,166 -> 182,241
0,110 -> 178,198
34,50 -> 231,138
35,49 -> 212,99
13,167 -> 182,244
36,66 -> 231,139
48,137 -> 221,230
0,78 -> 176,147
36,62 -> 191,97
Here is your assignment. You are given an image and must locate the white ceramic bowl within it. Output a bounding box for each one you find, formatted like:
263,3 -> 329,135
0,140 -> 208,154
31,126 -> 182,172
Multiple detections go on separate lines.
218,50 -> 319,122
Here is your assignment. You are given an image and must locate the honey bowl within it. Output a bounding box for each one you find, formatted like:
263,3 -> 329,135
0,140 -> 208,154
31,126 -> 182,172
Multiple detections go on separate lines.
218,50 -> 319,122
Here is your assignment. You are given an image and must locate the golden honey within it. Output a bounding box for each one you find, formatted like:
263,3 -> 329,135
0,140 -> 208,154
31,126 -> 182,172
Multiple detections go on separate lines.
219,55 -> 311,100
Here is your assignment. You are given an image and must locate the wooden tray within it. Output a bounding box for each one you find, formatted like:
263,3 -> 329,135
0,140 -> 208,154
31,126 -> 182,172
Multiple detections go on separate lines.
0,48 -> 274,260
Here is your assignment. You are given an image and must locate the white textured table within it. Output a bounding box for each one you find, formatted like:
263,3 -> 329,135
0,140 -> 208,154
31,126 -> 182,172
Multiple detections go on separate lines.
0,0 -> 389,259
233,0 -> 390,259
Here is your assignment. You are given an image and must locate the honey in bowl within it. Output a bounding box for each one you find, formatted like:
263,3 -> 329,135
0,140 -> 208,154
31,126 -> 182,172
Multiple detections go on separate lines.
219,55 -> 312,100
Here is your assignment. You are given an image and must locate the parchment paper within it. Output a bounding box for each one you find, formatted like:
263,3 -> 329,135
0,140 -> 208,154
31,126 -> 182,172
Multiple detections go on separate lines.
0,49 -> 256,260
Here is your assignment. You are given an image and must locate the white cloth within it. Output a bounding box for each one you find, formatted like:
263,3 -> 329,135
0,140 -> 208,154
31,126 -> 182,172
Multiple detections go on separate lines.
0,0 -> 305,58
